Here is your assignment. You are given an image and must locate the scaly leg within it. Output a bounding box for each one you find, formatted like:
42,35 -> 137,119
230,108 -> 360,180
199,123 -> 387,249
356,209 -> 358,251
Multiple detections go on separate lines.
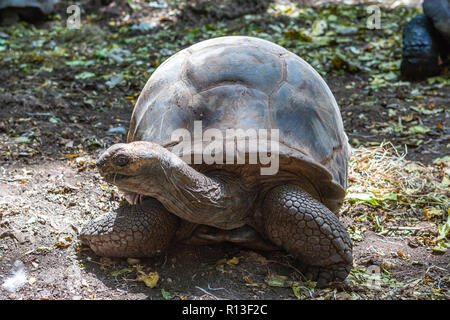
80,198 -> 179,257
263,184 -> 353,287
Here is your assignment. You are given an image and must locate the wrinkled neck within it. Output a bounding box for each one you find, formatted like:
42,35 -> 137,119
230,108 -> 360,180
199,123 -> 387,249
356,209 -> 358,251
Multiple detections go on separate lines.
149,151 -> 251,229
163,160 -> 227,216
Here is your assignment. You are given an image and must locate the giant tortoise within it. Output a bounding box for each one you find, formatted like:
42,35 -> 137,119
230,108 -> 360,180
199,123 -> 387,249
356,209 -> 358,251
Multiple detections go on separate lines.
80,36 -> 353,287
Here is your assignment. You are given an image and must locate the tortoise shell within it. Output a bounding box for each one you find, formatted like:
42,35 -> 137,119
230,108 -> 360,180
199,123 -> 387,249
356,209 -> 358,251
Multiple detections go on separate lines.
127,36 -> 351,214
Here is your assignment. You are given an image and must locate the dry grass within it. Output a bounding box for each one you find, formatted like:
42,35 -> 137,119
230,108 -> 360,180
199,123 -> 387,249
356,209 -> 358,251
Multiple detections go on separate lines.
348,142 -> 448,209
343,142 -> 449,251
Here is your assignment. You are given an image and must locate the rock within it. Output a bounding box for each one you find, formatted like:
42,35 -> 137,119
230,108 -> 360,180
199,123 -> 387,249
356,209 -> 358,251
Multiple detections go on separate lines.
401,14 -> 443,80
423,0 -> 450,44
0,0 -> 55,25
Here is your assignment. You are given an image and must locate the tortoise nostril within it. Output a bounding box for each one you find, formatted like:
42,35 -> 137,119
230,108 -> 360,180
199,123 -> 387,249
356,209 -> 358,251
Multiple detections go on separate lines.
96,158 -> 106,168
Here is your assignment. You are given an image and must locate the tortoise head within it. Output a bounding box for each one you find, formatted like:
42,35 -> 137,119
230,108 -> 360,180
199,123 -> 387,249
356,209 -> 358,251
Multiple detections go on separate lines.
96,141 -> 179,192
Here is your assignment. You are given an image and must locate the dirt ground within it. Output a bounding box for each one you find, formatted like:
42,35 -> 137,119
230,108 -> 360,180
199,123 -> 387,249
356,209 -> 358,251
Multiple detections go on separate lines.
0,0 -> 448,300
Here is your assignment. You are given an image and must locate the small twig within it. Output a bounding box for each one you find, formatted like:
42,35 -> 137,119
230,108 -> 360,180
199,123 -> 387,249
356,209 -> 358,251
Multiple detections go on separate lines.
87,259 -> 110,267
387,226 -> 421,231
425,265 -> 447,273
161,254 -> 168,268
0,177 -> 31,182
265,259 -> 306,279
207,284 -> 225,291
207,284 -> 239,299
26,112 -> 55,117
195,286 -> 220,300
375,234 -> 404,244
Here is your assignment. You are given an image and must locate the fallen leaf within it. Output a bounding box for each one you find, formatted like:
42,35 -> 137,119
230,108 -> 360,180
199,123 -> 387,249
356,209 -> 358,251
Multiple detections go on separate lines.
265,273 -> 299,287
110,268 -> 133,277
226,257 -> 239,265
61,153 -> 79,158
127,258 -> 140,265
136,270 -> 159,288
408,125 -> 430,134
13,137 -> 31,143
310,19 -> 327,36
75,72 -> 95,80
161,288 -> 172,300
397,251 -> 406,258
243,276 -> 258,287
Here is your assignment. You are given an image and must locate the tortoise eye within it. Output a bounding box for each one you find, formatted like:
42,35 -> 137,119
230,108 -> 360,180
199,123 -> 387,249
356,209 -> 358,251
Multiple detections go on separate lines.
113,154 -> 130,167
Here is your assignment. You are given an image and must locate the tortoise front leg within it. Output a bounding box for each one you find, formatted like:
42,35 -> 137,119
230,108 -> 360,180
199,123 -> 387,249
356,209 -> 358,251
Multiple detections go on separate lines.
80,198 -> 179,257
262,184 -> 353,287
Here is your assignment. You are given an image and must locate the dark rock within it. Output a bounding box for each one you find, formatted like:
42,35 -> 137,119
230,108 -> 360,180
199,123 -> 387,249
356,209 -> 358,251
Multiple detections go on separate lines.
401,14 -> 444,81
0,0 -> 55,25
423,0 -> 450,44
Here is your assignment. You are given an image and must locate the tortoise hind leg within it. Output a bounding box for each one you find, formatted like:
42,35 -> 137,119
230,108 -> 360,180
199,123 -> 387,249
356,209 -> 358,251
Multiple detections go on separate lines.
262,184 -> 353,287
185,225 -> 278,251
80,198 -> 179,257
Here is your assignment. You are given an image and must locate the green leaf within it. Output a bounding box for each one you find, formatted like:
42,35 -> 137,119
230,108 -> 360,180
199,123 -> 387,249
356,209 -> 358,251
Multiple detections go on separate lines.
105,73 -> 124,88
75,72 -> 95,80
65,59 -> 96,67
379,193 -> 398,201
346,192 -> 379,205
331,52 -> 361,72
433,156 -> 450,164
265,273 -> 289,287
310,19 -> 327,36
13,136 -> 31,143
346,192 -> 398,206
436,213 -> 450,242
427,76 -> 450,86
348,225 -> 364,242
410,105 -> 442,115
327,14 -> 338,22
432,242 -> 449,253
94,48 -> 109,59
408,125 -> 430,134
383,71 -> 398,81
127,0 -> 142,11
161,289 -> 173,300
284,29 -> 312,41
431,213 -> 450,253
292,284 -> 301,299
111,268 -> 133,277
378,60 -> 401,72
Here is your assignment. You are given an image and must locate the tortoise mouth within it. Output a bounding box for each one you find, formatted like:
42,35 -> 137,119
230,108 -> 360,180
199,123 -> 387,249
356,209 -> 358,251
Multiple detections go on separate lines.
103,172 -> 134,183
